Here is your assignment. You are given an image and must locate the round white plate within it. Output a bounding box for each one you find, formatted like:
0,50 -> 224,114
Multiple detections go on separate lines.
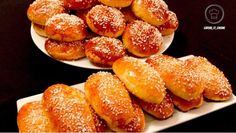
31,25 -> 174,69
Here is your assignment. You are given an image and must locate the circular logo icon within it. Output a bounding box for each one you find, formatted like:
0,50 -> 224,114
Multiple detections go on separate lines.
205,4 -> 224,24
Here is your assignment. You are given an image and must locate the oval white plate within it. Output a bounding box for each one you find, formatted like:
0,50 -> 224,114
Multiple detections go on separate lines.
31,25 -> 174,69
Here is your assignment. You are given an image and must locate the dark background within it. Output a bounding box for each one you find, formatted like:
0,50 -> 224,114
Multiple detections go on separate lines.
0,0 -> 235,131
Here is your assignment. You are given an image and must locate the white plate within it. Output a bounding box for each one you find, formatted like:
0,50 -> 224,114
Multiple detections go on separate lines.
17,82 -> 236,132
31,25 -> 175,69
16,55 -> 236,132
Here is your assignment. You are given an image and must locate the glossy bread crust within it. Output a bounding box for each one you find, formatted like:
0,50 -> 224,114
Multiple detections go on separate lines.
85,72 -> 144,132
27,0 -> 65,25
185,56 -> 232,101
45,39 -> 85,60
42,84 -> 96,132
17,101 -> 56,132
113,56 -> 166,104
170,92 -> 204,112
136,93 -> 174,119
45,13 -> 87,42
85,36 -> 126,67
146,55 -> 205,101
86,5 -> 126,38
122,20 -> 163,57
158,10 -> 179,36
132,0 -> 169,26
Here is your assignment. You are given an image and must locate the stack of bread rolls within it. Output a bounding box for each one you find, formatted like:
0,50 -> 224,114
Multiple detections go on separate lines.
17,54 -> 232,132
27,0 -> 179,67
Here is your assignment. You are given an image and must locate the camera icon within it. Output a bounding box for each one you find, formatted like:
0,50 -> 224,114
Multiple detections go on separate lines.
205,4 -> 224,24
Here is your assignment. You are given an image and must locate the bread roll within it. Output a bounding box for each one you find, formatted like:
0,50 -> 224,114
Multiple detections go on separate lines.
113,56 -> 166,104
170,92 -> 204,112
32,23 -> 47,37
158,10 -> 179,36
27,0 -> 65,26
86,5 -> 126,38
146,55 -> 205,101
45,39 -> 85,60
42,84 -> 96,132
85,72 -> 144,132
45,13 -> 87,42
90,106 -> 108,132
85,36 -> 126,67
17,101 -> 56,132
135,93 -> 174,119
132,0 -> 169,26
184,56 -> 232,101
122,20 -> 163,57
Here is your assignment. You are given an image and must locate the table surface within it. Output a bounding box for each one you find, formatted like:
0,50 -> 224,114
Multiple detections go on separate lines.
0,0 -> 236,131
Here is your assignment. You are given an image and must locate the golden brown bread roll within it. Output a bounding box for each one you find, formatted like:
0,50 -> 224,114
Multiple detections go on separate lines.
85,36 -> 126,67
135,93 -> 174,119
122,20 -> 163,57
17,101 -> 56,132
90,106 -> 108,132
132,0 -> 169,26
32,23 -> 47,37
170,92 -> 204,112
113,56 -> 166,104
42,84 -> 96,132
146,55 -> 205,101
158,10 -> 179,36
122,97 -> 145,132
45,39 -> 86,60
184,56 -> 232,101
45,13 -> 87,42
27,0 -> 65,26
85,72 -> 145,132
86,5 -> 126,38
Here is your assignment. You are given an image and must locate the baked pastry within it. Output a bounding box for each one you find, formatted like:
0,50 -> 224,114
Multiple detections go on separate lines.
123,97 -> 145,132
45,39 -> 85,60
146,55 -> 205,101
135,93 -> 174,119
99,0 -> 133,7
86,5 -> 126,38
42,84 -> 96,132
170,92 -> 204,112
112,56 -> 166,104
184,56 -> 232,101
120,7 -> 138,23
132,0 -> 169,26
122,20 -> 163,57
85,36 -> 126,67
85,72 -> 144,132
45,13 -> 87,42
158,10 -> 179,36
64,0 -> 98,10
27,0 -> 65,26
90,106 -> 108,132
17,101 -> 56,132
32,23 -> 47,37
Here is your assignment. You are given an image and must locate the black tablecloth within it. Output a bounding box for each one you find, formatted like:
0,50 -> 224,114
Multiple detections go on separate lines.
0,0 -> 235,131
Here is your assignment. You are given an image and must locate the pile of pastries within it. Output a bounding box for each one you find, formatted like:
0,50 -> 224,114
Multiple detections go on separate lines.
27,0 -> 179,67
17,54 -> 232,132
